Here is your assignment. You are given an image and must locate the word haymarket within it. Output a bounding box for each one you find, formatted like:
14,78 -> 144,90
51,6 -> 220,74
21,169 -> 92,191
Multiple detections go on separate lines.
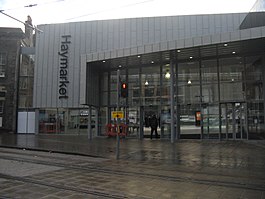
58,35 -> 71,99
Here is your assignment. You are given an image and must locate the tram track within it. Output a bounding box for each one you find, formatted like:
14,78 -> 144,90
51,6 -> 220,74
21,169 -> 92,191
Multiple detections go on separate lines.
0,173 -> 129,199
0,149 -> 265,192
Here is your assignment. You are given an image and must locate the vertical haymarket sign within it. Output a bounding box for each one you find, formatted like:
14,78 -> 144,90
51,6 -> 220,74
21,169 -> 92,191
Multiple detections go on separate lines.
58,35 -> 71,99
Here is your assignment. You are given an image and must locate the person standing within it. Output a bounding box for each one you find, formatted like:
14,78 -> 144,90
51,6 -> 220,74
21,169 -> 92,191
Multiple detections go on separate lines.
149,114 -> 158,139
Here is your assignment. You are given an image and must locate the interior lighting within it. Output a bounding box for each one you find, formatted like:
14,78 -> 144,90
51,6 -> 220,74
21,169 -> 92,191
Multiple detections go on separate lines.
102,60 -> 106,63
177,50 -> 181,53
145,80 -> 149,85
119,65 -> 122,68
151,61 -> 154,64
137,55 -> 141,58
165,71 -> 170,79
232,51 -> 236,54
224,43 -> 228,47
188,80 -> 192,84
189,56 -> 193,59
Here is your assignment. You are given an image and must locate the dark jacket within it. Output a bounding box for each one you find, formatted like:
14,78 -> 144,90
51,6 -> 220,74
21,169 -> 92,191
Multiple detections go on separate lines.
149,116 -> 158,129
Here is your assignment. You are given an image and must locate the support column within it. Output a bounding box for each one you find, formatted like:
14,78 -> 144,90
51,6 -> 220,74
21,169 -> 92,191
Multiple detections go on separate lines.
170,60 -> 176,143
140,106 -> 144,140
139,66 -> 144,140
95,107 -> 99,136
116,69 -> 120,160
88,106 -> 92,140
175,61 -> 179,140
263,57 -> 265,136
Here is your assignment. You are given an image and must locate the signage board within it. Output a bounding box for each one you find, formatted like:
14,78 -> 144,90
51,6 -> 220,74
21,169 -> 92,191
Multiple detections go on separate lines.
112,111 -> 124,119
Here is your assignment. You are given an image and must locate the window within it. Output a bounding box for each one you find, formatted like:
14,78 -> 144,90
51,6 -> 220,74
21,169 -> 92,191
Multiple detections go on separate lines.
0,101 -> 4,114
0,53 -> 7,77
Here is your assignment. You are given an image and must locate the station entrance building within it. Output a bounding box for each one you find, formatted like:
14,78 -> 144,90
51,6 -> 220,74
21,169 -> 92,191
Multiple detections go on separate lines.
33,12 -> 265,140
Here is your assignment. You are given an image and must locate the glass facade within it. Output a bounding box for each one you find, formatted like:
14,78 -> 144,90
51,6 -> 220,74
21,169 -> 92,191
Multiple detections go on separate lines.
37,38 -> 265,140
95,39 -> 265,140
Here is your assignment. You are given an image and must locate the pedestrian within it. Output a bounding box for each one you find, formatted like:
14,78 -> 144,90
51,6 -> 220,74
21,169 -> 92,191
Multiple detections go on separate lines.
149,114 -> 158,139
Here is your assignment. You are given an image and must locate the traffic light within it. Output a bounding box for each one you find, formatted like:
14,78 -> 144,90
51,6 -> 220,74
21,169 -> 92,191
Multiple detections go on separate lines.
120,82 -> 128,98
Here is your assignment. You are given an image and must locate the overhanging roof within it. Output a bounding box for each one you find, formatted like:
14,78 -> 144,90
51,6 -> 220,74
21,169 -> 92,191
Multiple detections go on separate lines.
83,25 -> 265,63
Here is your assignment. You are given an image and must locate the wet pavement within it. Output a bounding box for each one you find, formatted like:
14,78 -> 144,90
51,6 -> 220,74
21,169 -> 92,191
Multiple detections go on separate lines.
0,133 -> 265,198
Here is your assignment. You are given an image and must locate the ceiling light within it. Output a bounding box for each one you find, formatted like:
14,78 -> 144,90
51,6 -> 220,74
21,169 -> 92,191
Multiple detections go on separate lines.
188,80 -> 192,84
102,60 -> 106,63
165,72 -> 170,79
189,56 -> 193,59
118,65 -> 122,68
145,80 -> 149,85
137,55 -> 141,58
177,50 -> 181,53
151,61 -> 154,64
224,43 -> 228,47
232,51 -> 236,54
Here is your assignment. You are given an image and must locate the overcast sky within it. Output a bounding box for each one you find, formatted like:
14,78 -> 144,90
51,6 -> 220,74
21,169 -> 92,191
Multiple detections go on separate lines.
0,0 -> 257,30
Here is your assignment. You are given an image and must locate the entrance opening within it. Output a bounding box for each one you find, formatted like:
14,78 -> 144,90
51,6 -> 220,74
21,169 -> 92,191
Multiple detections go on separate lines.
221,102 -> 247,140
143,106 -> 160,139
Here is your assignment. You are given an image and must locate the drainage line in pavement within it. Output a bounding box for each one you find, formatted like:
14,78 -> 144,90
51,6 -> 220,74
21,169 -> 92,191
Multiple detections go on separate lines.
0,173 -> 129,199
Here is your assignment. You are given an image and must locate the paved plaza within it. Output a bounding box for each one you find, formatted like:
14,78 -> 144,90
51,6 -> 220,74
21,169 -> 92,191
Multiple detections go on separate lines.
0,133 -> 264,198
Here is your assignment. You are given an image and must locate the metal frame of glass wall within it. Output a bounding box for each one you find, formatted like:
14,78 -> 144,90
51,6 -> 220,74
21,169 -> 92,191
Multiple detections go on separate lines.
97,39 -> 265,140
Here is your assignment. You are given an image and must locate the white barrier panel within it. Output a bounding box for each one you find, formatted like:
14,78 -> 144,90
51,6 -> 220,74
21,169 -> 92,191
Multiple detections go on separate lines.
17,112 -> 35,134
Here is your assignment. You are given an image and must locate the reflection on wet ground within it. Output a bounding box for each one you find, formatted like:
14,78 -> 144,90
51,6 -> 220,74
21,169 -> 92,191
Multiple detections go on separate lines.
0,133 -> 265,174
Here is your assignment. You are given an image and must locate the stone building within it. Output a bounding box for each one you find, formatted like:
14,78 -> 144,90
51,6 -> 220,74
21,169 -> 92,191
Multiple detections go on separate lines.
0,16 -> 35,133
0,27 -> 24,132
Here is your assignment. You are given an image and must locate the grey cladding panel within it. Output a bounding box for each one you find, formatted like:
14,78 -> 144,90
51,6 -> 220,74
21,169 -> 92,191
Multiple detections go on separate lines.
155,17 -> 161,30
179,16 -> 184,27
148,18 -> 155,43
46,25 -> 55,107
161,17 -> 167,41
97,21 -> 103,51
155,30 -> 161,42
119,30 -> 125,48
51,24 -> 61,107
125,19 -> 131,48
203,15 -> 209,29
227,14 -> 234,28
131,18 -> 137,31
34,27 -> 44,107
41,25 -> 50,107
119,19 -> 125,32
34,13 -> 252,108
221,15 -> 228,31
190,16 -> 197,30
85,22 -> 92,54
136,18 -> 143,45
214,15 -> 221,28
80,22 -> 86,54
91,21 -> 97,52
73,22 -> 82,107
113,20 -> 120,49
143,18 -> 149,30
102,22 -> 108,50
131,31 -> 137,46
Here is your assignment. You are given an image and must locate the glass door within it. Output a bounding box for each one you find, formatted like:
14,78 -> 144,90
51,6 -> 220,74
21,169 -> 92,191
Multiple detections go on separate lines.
221,102 -> 247,139
142,105 -> 160,138
202,104 -> 220,139
127,107 -> 140,138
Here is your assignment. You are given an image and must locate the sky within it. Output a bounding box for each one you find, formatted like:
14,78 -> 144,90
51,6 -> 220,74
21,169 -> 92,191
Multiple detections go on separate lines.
0,0 -> 257,30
